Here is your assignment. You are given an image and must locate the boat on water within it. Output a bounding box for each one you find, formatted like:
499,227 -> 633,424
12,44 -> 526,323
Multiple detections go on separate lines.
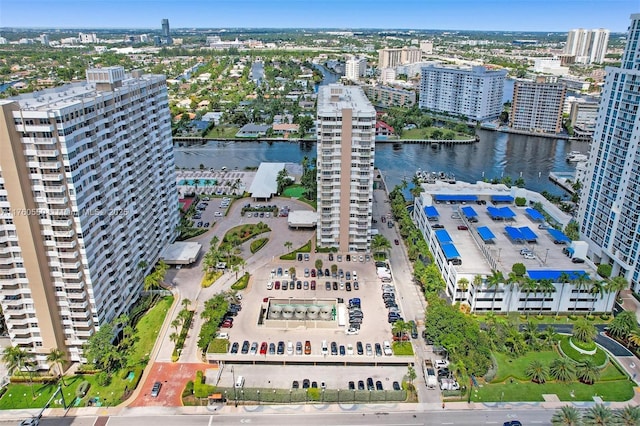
566,151 -> 588,162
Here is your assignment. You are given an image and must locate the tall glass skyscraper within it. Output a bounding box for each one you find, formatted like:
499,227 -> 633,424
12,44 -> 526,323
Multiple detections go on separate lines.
578,13 -> 640,293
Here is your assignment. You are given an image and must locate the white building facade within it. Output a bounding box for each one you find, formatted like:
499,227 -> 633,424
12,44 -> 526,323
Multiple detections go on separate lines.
578,14 -> 640,293
565,28 -> 610,64
0,66 -> 179,366
316,85 -> 376,253
419,65 -> 507,121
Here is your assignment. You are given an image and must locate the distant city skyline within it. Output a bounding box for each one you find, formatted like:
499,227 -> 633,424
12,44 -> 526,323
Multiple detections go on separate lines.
1,0 -> 637,32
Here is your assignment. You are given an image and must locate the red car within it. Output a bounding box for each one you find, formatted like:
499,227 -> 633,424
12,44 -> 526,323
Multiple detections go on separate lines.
221,320 -> 233,328
311,280 -> 316,290
311,269 -> 316,277
275,281 -> 281,290
457,225 -> 468,230
259,342 -> 268,355
394,239 -> 399,245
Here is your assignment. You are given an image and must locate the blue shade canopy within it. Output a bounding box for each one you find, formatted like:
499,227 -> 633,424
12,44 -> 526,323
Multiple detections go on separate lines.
488,206 -> 516,219
525,208 -> 545,221
527,270 -> 589,280
505,226 -> 523,240
434,194 -> 478,201
435,229 -> 452,244
491,195 -> 514,202
519,226 -> 538,241
461,206 -> 478,217
547,228 -> 571,243
477,226 -> 496,241
424,205 -> 439,217
441,243 -> 460,259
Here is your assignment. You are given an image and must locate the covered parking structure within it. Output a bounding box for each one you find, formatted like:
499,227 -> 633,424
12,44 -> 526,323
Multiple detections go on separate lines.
491,194 -> 514,204
477,226 -> 496,243
435,230 -> 461,263
505,226 -> 538,243
487,206 -> 516,221
423,205 -> 440,220
525,208 -> 545,222
461,206 -> 478,222
547,228 -> 571,244
434,194 -> 478,203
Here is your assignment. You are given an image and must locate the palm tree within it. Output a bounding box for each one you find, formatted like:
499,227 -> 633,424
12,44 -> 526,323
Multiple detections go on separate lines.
522,320 -> 539,347
47,348 -> 67,386
604,276 -> 628,312
537,279 -> 555,315
2,346 -> 35,397
615,405 -> 640,426
549,357 -> 575,383
573,318 -> 597,343
181,298 -> 192,310
628,329 -> 640,348
525,360 -> 548,383
456,278 -> 469,302
589,280 -> 606,314
556,272 -> 572,316
583,404 -> 614,425
169,332 -> 179,345
540,326 -> 558,348
505,272 -> 522,314
171,318 -> 181,333
371,234 -> 391,257
572,273 -> 591,313
575,358 -> 601,384
607,311 -> 637,340
486,270 -> 504,312
284,241 -> 293,252
392,320 -> 407,340
471,275 -> 483,313
520,276 -> 537,315
551,405 -> 582,426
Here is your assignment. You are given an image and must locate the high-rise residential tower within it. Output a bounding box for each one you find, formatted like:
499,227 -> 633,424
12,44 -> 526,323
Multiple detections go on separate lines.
316,85 -> 376,253
578,14 -> 640,293
510,77 -> 566,134
161,18 -> 172,45
0,66 -> 179,366
565,28 -> 609,64
419,65 -> 507,121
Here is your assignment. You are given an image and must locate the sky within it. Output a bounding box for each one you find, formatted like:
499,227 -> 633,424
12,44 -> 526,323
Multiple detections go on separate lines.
1,0 -> 638,32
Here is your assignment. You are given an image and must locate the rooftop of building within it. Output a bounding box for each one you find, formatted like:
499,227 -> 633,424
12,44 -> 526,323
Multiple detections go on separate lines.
421,64 -> 508,76
416,180 -> 595,279
317,84 -> 376,116
2,68 -> 163,112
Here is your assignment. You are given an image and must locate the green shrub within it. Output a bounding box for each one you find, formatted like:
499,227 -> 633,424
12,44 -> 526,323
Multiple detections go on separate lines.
76,381 -> 91,398
96,371 -> 111,386
182,380 -> 194,398
10,376 -> 56,384
597,264 -> 612,278
194,370 -> 216,398
515,197 -> 527,207
250,238 -> 268,254
231,273 -> 250,290
512,263 -> 526,276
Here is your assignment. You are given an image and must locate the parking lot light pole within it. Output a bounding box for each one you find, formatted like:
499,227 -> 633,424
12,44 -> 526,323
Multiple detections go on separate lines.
369,390 -> 372,403
289,389 -> 292,404
321,389 -> 324,403
231,367 -> 238,407
257,390 -> 260,405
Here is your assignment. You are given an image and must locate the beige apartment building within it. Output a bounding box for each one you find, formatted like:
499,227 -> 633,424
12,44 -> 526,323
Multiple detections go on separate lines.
316,85 -> 376,253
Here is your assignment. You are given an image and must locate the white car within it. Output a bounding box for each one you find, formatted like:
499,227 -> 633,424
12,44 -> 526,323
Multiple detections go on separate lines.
347,344 -> 354,355
287,341 -> 293,355
352,271 -> 358,280
266,281 -> 273,290
345,327 -> 359,335
247,212 -> 252,218
383,340 -> 393,356
214,212 -> 223,217
523,253 -> 536,260
435,359 -> 450,369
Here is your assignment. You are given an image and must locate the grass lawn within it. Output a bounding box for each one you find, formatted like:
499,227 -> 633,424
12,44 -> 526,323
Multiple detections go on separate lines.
282,185 -> 305,198
400,127 -> 471,140
492,351 -> 559,382
392,342 -> 414,356
473,379 -> 635,402
0,296 -> 174,409
204,126 -> 239,139
558,335 -> 608,366
201,271 -> 222,288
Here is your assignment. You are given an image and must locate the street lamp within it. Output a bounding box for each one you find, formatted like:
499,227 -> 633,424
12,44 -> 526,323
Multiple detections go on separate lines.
231,366 -> 238,407
241,390 -> 244,404
305,389 -> 308,404
369,389 -> 372,403
289,389 -> 292,404
321,389 -> 325,403
257,390 -> 260,405
544,248 -> 550,264
337,389 -> 339,403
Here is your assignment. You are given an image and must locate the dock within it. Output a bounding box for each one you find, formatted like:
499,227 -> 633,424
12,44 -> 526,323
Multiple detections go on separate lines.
549,172 -> 577,195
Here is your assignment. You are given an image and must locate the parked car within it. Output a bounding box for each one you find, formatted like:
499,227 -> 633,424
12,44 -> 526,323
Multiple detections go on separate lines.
375,343 -> 382,357
296,341 -> 303,355
394,239 -> 400,245
249,342 -> 258,355
358,380 -> 365,390
572,257 -> 585,263
353,281 -> 359,290
348,381 -> 355,390
331,341 -> 338,355
292,380 -> 299,389
230,342 -> 239,354
259,342 -> 268,355
304,340 -> 311,355
367,377 -> 374,390
356,341 -> 364,355
457,225 -> 468,230
268,343 -> 276,355
376,381 -> 383,391
277,341 -> 285,355
151,381 -> 162,397
392,381 -> 401,391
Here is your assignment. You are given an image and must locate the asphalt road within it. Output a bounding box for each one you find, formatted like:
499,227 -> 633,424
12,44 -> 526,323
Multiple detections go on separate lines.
8,409 -> 554,426
522,324 -> 634,357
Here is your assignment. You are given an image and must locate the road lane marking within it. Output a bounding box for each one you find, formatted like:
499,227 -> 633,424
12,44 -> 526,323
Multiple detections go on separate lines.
208,415 -> 213,426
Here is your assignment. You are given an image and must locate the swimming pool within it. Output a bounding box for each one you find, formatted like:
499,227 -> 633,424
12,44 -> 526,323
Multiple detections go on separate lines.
178,179 -> 218,186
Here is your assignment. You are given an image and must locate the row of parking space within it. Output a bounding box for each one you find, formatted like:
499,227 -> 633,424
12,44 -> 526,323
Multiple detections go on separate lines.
228,339 -> 394,358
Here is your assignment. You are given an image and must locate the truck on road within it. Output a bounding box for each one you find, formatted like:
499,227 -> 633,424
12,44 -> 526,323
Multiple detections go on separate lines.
423,359 -> 437,388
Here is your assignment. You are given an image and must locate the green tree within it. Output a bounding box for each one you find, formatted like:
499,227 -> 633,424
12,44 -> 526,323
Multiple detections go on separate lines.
407,365 -> 417,384
276,167 -> 290,194
456,277 -> 469,301
573,318 -> 597,343
3,346 -> 35,396
607,311 -> 638,340
83,323 -> 122,372
371,234 -> 391,256
575,358 -> 601,384
583,404 -> 614,425
525,360 -> 548,383
615,405 -> 640,426
604,276 -> 628,311
486,270 -> 504,312
556,272 -> 573,316
540,326 -> 558,348
572,274 -> 591,313
628,329 -> 640,348
284,241 -> 293,252
551,405 -> 582,426
47,348 -> 67,386
549,357 -> 575,383
522,320 -> 539,348
511,262 -> 526,277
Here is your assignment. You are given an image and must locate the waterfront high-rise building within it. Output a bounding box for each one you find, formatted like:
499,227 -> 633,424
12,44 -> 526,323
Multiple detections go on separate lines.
377,47 -> 422,69
419,65 -> 507,121
316,85 -> 376,253
565,28 -> 609,64
345,56 -> 367,82
0,66 -> 179,366
510,78 -> 567,134
578,14 -> 640,293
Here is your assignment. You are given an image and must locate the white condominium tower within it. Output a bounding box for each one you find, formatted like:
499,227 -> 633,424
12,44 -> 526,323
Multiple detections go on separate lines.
419,65 -> 507,121
578,14 -> 640,293
0,66 -> 179,366
565,28 -> 610,64
316,85 -> 376,253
